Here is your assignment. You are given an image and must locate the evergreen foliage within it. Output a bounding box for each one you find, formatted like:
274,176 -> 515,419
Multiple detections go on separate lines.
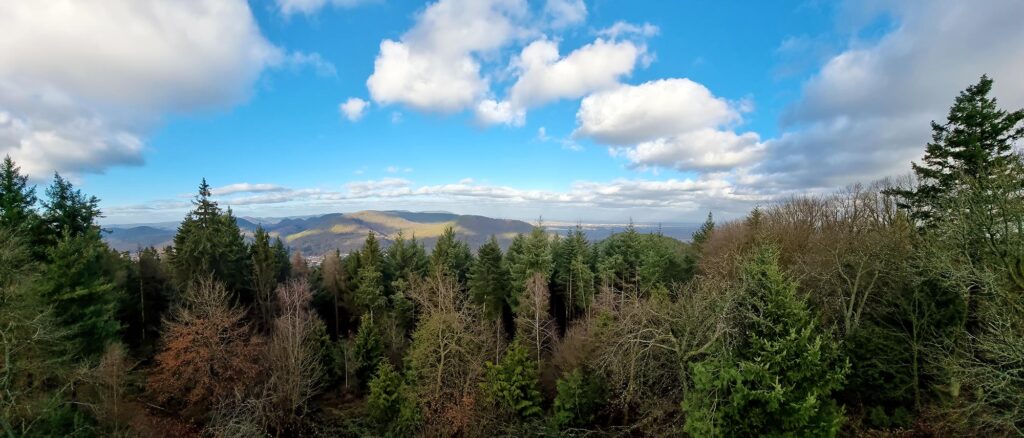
684,246 -> 849,437
483,342 -> 543,419
170,179 -> 251,295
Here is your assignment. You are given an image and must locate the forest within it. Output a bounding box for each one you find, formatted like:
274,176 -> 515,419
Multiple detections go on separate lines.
1,76 -> 1022,437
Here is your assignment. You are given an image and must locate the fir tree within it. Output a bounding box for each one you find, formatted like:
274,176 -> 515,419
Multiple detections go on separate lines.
0,155 -> 38,232
469,236 -> 513,343
691,212 -> 714,251
684,245 -> 848,437
170,179 -> 251,295
38,230 -> 123,358
552,226 -> 594,320
251,226 -> 288,330
41,173 -> 101,244
429,225 -> 472,282
894,75 -> 1024,228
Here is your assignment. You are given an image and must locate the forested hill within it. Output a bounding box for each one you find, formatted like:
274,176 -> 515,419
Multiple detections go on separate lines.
104,211 -> 699,255
104,210 -> 534,255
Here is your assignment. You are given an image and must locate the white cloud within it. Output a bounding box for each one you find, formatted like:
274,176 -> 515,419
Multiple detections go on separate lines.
622,129 -> 764,172
762,0 -> 1024,189
385,166 -> 413,174
475,99 -> 526,126
212,183 -> 290,196
507,38 -> 643,109
366,0 -> 528,113
575,79 -> 741,145
276,0 -> 373,16
340,98 -> 370,122
574,78 -> 762,172
0,0 -> 279,178
598,21 -> 660,39
544,0 -> 587,29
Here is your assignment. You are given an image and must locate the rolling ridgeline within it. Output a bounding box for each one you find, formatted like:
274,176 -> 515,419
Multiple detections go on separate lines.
1,76 -> 1023,436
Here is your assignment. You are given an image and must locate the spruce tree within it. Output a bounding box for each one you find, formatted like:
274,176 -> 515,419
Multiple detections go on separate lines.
355,232 -> 386,319
691,212 -> 714,251
41,173 -> 101,244
552,226 -> 594,320
469,236 -> 513,342
251,226 -> 287,330
684,245 -> 848,436
0,156 -> 38,232
429,225 -> 472,282
170,179 -> 250,295
895,75 -> 1024,228
38,230 -> 122,358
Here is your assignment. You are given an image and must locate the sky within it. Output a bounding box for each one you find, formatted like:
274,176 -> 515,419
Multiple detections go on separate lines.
2,0 -> 1024,225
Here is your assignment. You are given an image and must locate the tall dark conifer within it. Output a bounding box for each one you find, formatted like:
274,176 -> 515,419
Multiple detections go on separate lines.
895,75 -> 1024,227
0,156 -> 38,232
170,179 -> 250,296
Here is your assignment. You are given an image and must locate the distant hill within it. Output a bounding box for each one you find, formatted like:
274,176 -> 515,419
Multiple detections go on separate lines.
104,210 -> 535,255
105,210 -> 699,255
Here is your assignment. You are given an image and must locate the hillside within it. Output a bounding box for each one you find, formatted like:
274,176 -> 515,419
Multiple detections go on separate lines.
104,210 -> 538,255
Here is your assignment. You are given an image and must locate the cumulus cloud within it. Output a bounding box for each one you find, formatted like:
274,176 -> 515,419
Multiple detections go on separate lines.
475,99 -> 526,126
507,38 -> 643,109
621,129 -> 765,172
340,98 -> 370,122
575,79 -> 740,145
276,0 -> 373,16
573,79 -> 762,172
366,0 -> 528,113
0,0 -> 279,178
761,0 -> 1024,189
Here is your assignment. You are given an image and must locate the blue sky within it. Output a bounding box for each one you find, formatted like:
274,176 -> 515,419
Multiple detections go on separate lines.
2,0 -> 1023,224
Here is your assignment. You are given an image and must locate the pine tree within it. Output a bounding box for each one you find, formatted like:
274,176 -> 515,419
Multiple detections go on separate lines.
691,212 -> 714,251
355,232 -> 386,319
384,231 -> 428,295
429,225 -> 472,282
552,226 -> 594,320
38,230 -> 123,358
894,75 -> 1024,228
170,179 -> 250,295
684,245 -> 848,437
469,236 -> 511,319
41,173 -> 101,244
0,156 -> 38,232
251,226 -> 287,330
482,342 -> 543,419
469,236 -> 513,345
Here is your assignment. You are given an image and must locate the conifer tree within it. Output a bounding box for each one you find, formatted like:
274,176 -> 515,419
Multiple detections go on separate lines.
684,245 -> 848,436
41,173 -> 101,244
429,225 -> 471,282
384,231 -> 428,295
38,230 -> 122,358
552,226 -> 594,320
251,226 -> 288,330
0,156 -> 38,232
355,232 -> 386,319
894,75 -> 1024,228
170,179 -> 250,295
469,236 -> 513,343
691,212 -> 714,251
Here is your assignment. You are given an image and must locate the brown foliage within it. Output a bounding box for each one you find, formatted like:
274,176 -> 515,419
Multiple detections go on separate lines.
146,278 -> 265,420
